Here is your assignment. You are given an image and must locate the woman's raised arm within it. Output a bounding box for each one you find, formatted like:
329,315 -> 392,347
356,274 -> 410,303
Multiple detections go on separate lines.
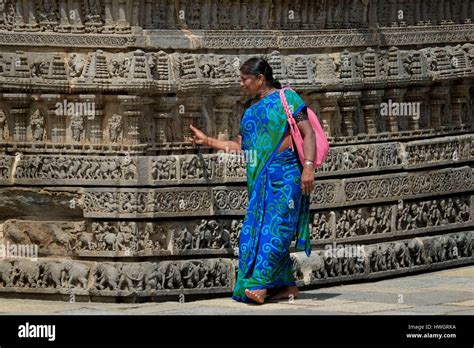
189,125 -> 242,151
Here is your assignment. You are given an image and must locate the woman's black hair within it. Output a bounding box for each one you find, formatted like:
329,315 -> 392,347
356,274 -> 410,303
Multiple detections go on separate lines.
240,57 -> 282,89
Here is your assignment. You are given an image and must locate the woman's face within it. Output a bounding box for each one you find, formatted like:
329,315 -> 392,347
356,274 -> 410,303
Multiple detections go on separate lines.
239,72 -> 265,96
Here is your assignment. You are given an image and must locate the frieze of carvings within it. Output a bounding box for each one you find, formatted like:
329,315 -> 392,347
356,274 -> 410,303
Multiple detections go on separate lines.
0,0 -> 472,35
0,49 -> 170,83
0,259 -> 90,290
317,143 -> 397,174
0,32 -> 136,48
334,206 -> 393,239
405,135 -> 472,166
0,134 -> 472,184
366,231 -> 473,274
291,231 -> 473,284
310,194 -> 471,242
344,166 -> 472,203
14,154 -> 137,183
0,258 -> 233,294
0,46 -> 472,91
79,167 -> 474,217
396,196 -> 471,231
1,218 -> 243,257
81,221 -> 170,255
173,219 -> 241,252
83,188 -> 213,217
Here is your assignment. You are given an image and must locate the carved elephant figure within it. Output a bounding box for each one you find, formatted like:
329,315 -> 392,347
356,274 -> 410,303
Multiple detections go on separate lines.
118,263 -> 145,292
64,262 -> 89,289
75,232 -> 95,251
369,246 -> 386,272
408,238 -> 425,266
444,236 -> 458,260
341,255 -> 363,276
12,260 -> 40,288
164,262 -> 183,289
94,263 -> 119,290
101,232 -> 118,251
384,243 -> 399,270
427,237 -> 446,264
324,253 -> 341,277
218,229 -> 231,249
181,261 -> 200,288
394,242 -> 412,268
41,261 -> 68,288
142,262 -> 166,291
310,253 -> 327,280
198,228 -> 212,249
212,261 -> 229,287
454,232 -> 472,257
0,260 -> 14,287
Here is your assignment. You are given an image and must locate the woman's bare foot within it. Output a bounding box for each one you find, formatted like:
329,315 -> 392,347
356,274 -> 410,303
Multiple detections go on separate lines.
245,288 -> 268,304
267,286 -> 300,301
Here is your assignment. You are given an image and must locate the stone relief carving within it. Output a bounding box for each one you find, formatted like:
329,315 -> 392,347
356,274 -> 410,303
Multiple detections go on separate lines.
0,0 -> 472,303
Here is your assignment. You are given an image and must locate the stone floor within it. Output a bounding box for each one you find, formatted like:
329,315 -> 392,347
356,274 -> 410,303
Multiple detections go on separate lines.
0,265 -> 472,315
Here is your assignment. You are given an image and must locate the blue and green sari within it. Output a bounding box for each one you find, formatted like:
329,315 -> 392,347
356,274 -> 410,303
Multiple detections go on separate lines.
232,89 -> 312,303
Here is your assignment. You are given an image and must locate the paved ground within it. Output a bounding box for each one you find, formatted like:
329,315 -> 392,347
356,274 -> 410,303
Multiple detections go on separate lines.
0,266 -> 472,315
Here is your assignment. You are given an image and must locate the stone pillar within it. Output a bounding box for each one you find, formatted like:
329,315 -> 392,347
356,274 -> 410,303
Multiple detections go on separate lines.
176,97 -> 206,146
12,0 -> 26,31
143,0 -> 153,29
166,0 -> 176,29
314,92 -> 342,137
118,95 -> 142,145
4,94 -> 28,142
131,0 -> 140,30
153,96 -> 177,146
273,0 -> 281,29
57,0 -> 71,32
260,0 -> 270,29
382,88 -> 407,133
428,86 -> 450,129
361,90 -> 384,135
339,91 -> 361,137
88,95 -> 104,144
213,96 -> 240,141
404,87 -> 429,130
281,0 -> 289,29
25,0 -> 39,31
103,0 -> 115,33
70,0 -> 84,33
421,0 -> 430,25
200,0 -> 210,29
240,0 -> 248,29
38,94 -> 62,143
389,0 -> 398,27
307,0 -> 315,29
116,0 -> 131,33
300,0 -> 309,29
414,0 -> 423,26
450,83 -> 470,128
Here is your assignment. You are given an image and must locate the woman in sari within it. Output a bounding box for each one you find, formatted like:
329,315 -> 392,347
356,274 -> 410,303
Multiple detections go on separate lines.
189,57 -> 316,304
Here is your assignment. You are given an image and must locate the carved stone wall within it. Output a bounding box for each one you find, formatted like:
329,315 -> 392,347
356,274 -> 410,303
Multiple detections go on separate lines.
0,0 -> 472,302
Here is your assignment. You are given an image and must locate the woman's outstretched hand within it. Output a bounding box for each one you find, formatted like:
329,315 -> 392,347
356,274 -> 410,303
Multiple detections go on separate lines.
189,125 -> 208,146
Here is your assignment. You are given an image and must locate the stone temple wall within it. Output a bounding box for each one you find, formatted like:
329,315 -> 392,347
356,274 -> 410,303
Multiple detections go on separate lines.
0,0 -> 472,302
